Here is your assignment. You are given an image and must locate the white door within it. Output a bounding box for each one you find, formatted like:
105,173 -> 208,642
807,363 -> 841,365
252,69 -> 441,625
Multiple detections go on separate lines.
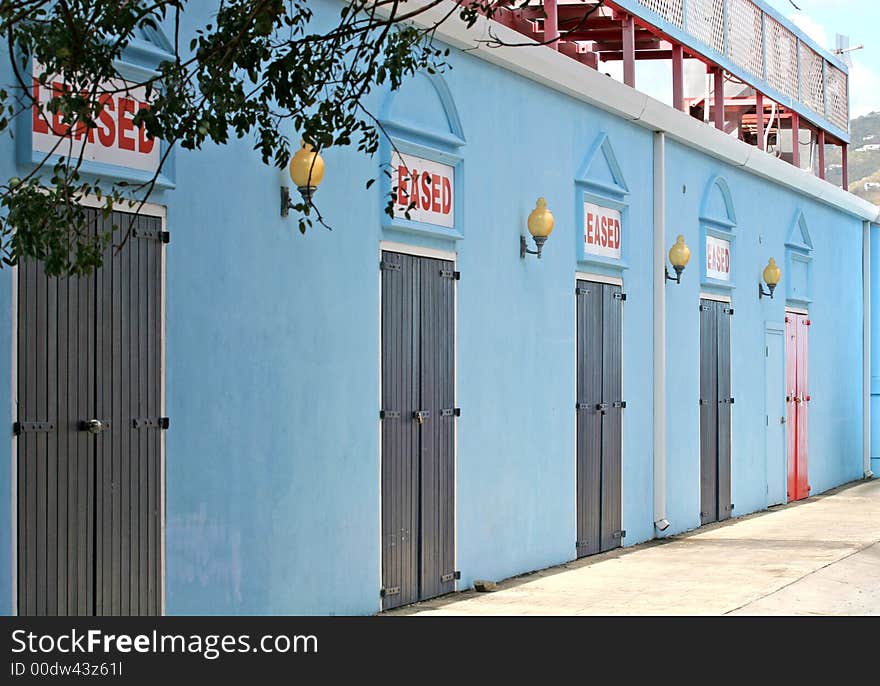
765,327 -> 787,506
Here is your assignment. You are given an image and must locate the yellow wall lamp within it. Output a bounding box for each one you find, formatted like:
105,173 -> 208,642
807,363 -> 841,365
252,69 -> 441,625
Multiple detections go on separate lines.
281,140 -> 325,217
665,235 -> 690,283
521,197 -> 554,259
758,258 -> 782,299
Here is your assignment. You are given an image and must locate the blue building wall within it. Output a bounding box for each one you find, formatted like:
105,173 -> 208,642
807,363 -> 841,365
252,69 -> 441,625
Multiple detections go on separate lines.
0,0 -> 870,615
0,54 -> 17,617
664,143 -> 865,532
872,224 -> 880,477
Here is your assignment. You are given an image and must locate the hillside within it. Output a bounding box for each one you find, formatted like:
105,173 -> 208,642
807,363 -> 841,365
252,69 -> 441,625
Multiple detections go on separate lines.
824,111 -> 880,205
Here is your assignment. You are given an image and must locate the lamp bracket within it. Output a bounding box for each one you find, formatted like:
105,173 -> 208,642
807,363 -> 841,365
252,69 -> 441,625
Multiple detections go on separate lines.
281,186 -> 293,217
520,235 -> 547,259
664,264 -> 684,283
758,282 -> 776,299
281,185 -> 317,217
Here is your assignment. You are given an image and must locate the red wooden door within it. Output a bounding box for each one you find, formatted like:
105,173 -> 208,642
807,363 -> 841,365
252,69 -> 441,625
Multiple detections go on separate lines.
785,312 -> 810,501
796,315 -> 810,500
785,316 -> 797,501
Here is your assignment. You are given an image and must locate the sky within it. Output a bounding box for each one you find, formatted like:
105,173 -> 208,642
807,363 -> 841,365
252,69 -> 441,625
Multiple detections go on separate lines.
763,0 -> 880,117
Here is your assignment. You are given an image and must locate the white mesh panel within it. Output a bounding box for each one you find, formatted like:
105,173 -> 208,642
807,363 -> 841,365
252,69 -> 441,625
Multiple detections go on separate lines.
800,45 -> 824,117
765,15 -> 799,101
635,0 -> 684,29
685,0 -> 725,54
623,0 -> 848,133
825,65 -> 849,132
726,0 -> 763,79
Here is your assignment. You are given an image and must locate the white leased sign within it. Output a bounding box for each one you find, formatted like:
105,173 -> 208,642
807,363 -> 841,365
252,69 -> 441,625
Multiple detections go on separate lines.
392,152 -> 454,228
583,202 -> 622,259
31,63 -> 160,174
706,235 -> 731,281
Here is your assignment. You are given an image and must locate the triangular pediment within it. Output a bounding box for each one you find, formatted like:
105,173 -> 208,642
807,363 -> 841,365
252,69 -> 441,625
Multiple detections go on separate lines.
134,22 -> 174,54
576,133 -> 628,198
785,210 -> 813,252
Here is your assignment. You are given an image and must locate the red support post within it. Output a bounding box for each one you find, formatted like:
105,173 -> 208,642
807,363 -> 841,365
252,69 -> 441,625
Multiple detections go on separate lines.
817,129 -> 825,180
622,14 -> 635,88
713,68 -> 724,130
755,92 -> 764,151
791,111 -> 800,168
544,0 -> 559,49
842,143 -> 848,190
672,43 -> 684,111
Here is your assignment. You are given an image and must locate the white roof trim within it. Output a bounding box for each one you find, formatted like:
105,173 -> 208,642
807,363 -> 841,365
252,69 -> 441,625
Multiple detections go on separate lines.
391,1 -> 880,223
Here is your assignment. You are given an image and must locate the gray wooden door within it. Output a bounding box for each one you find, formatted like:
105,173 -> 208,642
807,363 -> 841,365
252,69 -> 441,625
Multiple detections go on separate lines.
15,208 -> 164,616
576,280 -> 624,558
381,251 -> 455,610
699,299 -> 733,525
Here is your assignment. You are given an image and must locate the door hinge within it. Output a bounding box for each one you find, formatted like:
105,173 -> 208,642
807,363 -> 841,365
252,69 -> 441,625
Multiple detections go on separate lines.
379,410 -> 401,419
132,227 -> 170,243
723,307 -> 734,315
13,421 -> 55,435
379,260 -> 401,271
575,540 -> 590,550
805,319 -> 811,326
132,417 -> 170,429
613,292 -> 627,301
699,399 -> 710,405
612,400 -> 626,409
576,402 -> 590,410
441,571 -> 460,583
440,269 -> 460,280
380,586 -> 400,598
440,408 -> 461,417
699,304 -> 707,311
613,529 -> 626,539
575,287 -> 590,295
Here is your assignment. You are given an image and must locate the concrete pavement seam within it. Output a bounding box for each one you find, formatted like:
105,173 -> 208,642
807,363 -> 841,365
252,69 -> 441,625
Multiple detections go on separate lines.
721,536 -> 880,615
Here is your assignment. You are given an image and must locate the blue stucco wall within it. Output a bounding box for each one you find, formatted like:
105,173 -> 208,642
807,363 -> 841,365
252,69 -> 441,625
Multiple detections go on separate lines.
872,224 -> 880,477
0,54 -> 16,616
0,0 -> 869,615
664,143 -> 865,533
157,0 -> 660,613
161,5 -> 868,608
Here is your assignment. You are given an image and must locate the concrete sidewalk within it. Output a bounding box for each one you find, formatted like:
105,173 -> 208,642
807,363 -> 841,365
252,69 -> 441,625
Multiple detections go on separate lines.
388,478 -> 880,616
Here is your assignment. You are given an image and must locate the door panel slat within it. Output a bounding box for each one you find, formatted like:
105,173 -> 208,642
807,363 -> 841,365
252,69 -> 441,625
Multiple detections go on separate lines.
16,208 -> 162,616
577,281 -> 622,558
381,252 -> 455,609
700,300 -> 718,525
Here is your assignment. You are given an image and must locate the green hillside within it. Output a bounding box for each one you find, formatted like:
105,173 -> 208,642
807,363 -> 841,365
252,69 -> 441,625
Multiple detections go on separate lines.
825,111 -> 880,205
